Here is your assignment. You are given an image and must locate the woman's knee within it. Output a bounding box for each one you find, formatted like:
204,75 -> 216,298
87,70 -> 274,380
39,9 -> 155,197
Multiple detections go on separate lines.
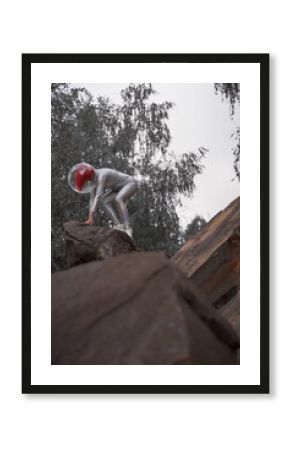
114,195 -> 124,207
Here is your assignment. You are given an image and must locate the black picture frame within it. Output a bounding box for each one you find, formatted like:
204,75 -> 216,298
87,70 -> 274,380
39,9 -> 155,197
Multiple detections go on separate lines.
22,53 -> 269,394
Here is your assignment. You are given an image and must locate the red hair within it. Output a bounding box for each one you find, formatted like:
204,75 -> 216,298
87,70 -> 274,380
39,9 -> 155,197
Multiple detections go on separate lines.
74,164 -> 95,192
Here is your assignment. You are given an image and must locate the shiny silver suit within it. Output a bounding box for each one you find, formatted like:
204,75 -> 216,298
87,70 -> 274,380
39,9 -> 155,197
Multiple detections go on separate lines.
89,168 -> 139,231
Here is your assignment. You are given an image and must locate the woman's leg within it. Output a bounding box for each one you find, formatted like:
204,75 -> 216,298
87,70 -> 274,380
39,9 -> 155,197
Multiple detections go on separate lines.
101,190 -> 120,226
114,181 -> 138,230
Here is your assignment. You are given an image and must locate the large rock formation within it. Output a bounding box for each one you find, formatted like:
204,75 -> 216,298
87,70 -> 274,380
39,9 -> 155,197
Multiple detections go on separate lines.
172,197 -> 240,335
52,251 -> 239,365
64,221 -> 136,268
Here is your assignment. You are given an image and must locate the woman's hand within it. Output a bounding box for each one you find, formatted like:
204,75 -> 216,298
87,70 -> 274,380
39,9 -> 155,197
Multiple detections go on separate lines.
84,213 -> 94,225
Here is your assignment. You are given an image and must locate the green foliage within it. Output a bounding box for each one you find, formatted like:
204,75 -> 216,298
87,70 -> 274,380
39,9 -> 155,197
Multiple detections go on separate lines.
214,83 -> 240,116
51,83 -> 208,270
214,83 -> 240,180
231,127 -> 240,181
184,215 -> 207,241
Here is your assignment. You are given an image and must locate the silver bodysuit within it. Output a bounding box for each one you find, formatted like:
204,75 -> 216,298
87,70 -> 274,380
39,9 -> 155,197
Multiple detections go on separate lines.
89,168 -> 138,229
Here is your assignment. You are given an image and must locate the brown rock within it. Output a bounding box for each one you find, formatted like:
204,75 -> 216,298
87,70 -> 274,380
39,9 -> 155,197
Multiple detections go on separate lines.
220,291 -> 240,336
52,251 -> 239,365
64,221 -> 136,268
172,197 -> 240,336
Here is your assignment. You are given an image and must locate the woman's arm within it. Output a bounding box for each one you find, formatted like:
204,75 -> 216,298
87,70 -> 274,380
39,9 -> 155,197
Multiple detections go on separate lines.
85,175 -> 106,224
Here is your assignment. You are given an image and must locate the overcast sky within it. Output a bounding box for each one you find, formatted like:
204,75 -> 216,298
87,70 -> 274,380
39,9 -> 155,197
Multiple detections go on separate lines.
71,83 -> 240,229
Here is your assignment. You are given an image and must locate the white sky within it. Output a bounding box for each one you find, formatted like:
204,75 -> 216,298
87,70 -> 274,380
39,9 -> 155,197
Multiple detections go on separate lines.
71,83 -> 240,229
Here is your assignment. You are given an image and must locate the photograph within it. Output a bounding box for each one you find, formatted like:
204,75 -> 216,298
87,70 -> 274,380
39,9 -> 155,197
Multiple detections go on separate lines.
22,53 -> 269,393
51,82 -> 241,365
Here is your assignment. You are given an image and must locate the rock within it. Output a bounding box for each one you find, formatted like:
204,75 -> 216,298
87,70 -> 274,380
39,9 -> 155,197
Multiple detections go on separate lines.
63,221 -> 136,268
172,197 -> 240,337
52,251 -> 239,365
220,290 -> 240,336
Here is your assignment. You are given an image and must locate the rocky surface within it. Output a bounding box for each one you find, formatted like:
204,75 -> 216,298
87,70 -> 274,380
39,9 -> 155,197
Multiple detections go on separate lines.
52,251 -> 239,365
172,197 -> 240,336
220,290 -> 240,336
64,221 -> 136,268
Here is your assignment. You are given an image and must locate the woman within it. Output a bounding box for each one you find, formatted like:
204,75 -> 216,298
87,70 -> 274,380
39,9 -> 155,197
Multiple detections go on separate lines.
68,163 -> 139,238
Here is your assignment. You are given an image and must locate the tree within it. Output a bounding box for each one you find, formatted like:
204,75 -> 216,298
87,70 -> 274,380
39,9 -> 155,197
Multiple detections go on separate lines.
51,83 -> 208,270
231,127 -> 240,181
51,83 -> 111,271
115,84 -> 208,255
214,83 -> 240,180
214,83 -> 240,116
184,215 -> 207,241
